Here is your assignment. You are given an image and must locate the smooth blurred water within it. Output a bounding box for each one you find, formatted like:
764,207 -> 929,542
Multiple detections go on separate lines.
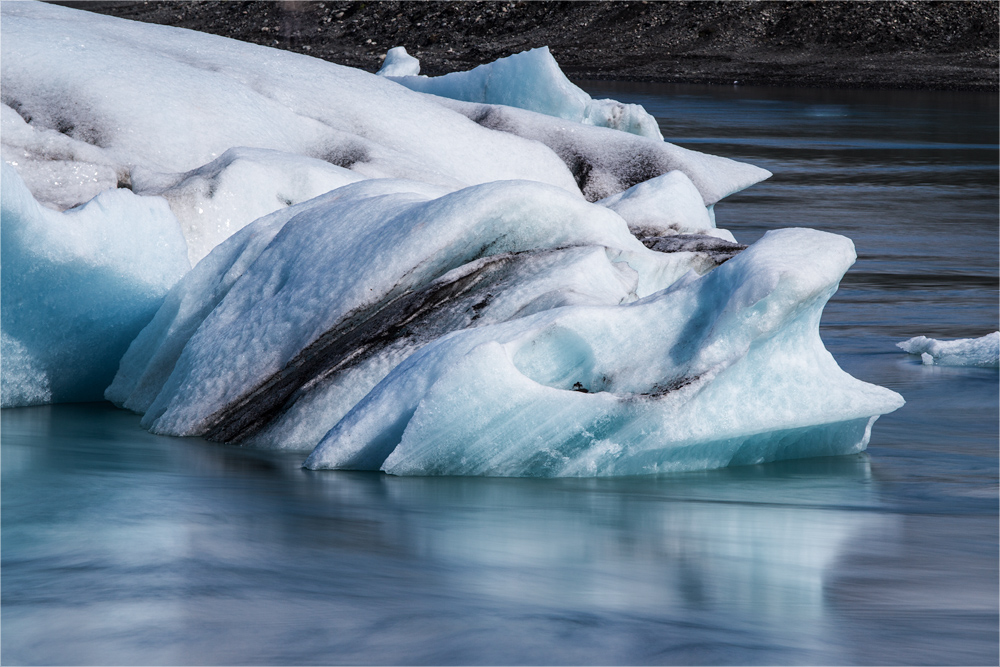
3,84 -> 998,665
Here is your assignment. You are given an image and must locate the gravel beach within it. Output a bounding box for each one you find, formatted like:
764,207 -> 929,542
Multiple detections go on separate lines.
51,1 -> 998,91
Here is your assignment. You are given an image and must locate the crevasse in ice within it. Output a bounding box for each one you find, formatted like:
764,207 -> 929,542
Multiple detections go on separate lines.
897,333 -> 1000,368
2,2 -> 904,476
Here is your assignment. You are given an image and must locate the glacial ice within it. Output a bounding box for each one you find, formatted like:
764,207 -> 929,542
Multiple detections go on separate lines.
897,332 -> 1000,368
1,1 -> 577,251
1,163 -> 190,406
112,179 -> 710,448
597,170 -> 736,241
380,46 -> 664,139
304,228 -> 903,475
3,1 -> 904,476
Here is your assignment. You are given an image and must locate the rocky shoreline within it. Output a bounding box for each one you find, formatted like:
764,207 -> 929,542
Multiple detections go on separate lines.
51,1 -> 998,91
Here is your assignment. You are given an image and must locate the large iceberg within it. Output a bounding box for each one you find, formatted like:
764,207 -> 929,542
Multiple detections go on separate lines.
897,332 -> 1000,368
2,1 -> 904,476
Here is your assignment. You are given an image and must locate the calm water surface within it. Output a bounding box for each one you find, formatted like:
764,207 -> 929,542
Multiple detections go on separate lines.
3,84 -> 998,665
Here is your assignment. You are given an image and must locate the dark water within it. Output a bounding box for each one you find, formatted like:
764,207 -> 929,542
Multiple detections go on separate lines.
3,84 -> 998,665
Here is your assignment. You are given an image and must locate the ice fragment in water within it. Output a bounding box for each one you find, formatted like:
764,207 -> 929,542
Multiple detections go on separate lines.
3,2 -> 900,478
898,332 -> 1000,368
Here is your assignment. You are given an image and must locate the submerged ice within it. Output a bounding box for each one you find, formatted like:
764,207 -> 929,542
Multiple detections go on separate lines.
2,2 -> 904,475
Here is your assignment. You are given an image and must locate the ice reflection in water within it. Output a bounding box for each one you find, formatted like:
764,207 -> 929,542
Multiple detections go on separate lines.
5,403 -> 897,665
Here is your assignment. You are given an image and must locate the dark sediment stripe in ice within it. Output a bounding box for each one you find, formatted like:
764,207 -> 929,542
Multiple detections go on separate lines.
638,234 -> 748,265
201,248 -> 619,443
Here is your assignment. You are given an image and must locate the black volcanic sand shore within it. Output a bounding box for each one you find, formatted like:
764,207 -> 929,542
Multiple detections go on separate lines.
50,1 -> 998,91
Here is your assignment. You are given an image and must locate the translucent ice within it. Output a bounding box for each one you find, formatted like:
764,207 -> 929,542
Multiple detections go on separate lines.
380,47 -> 663,139
305,228 -> 904,476
1,163 -> 190,407
897,333 -> 1000,368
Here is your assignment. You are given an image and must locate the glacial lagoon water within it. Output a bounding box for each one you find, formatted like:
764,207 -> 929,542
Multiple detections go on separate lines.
3,83 -> 997,665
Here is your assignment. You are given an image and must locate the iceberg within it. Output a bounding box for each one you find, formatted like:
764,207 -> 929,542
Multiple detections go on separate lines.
304,228 -> 904,476
379,46 -> 664,139
1,163 -> 190,406
2,2 -> 903,476
897,332 -> 1000,368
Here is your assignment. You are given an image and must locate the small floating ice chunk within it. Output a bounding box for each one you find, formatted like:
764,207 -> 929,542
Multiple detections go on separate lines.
897,332 -> 1000,368
381,46 -> 663,139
